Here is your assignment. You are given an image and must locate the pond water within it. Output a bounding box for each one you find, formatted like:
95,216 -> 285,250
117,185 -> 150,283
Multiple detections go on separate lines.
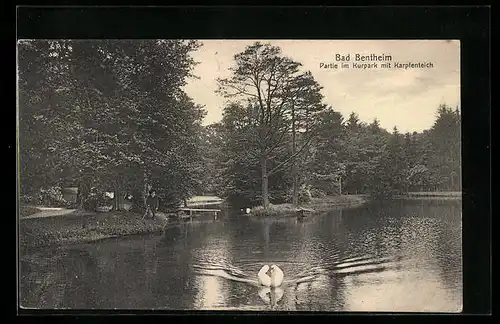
20,199 -> 462,312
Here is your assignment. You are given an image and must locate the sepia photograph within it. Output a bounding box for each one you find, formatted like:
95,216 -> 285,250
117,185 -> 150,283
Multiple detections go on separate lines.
17,39 -> 462,312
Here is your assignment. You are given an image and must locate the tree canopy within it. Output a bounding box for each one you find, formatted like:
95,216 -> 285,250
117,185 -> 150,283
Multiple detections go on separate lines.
18,39 -> 204,210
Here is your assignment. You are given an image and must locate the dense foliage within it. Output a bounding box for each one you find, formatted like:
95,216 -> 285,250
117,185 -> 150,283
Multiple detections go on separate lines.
18,40 -> 204,211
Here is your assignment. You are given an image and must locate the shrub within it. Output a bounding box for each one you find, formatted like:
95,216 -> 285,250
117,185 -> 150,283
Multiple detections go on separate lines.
309,187 -> 327,198
19,194 -> 37,205
282,185 -> 312,204
41,186 -> 69,207
20,186 -> 70,207
83,187 -> 110,211
299,186 -> 313,203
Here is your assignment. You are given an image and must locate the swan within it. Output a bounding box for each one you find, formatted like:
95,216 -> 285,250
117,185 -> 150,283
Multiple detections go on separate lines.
258,264 -> 284,287
270,264 -> 284,287
258,265 -> 271,286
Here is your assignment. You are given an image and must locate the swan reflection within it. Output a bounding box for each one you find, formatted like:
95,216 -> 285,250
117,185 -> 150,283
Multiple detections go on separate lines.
258,286 -> 284,308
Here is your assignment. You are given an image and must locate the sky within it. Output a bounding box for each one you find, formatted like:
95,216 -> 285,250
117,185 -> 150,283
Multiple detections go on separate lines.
183,40 -> 460,133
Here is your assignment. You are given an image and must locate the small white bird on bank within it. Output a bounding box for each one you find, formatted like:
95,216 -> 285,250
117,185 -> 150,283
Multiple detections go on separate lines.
258,264 -> 284,287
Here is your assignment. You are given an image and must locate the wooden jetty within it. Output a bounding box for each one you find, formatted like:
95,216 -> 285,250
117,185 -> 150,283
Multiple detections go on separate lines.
176,207 -> 222,220
185,196 -> 223,206
154,196 -> 223,229
175,195 -> 223,220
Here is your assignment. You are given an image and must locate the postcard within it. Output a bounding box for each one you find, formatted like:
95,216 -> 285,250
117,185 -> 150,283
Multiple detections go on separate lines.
18,39 -> 461,312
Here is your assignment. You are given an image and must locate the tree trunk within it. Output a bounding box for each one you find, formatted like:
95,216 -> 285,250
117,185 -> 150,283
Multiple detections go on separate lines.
292,173 -> 299,207
131,189 -> 143,212
143,170 -> 150,208
261,155 -> 270,209
77,177 -> 90,210
114,186 -> 121,212
291,104 -> 299,207
77,184 -> 82,209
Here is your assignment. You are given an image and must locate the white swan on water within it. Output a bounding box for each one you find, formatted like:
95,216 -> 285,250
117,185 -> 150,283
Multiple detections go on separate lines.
258,264 -> 284,287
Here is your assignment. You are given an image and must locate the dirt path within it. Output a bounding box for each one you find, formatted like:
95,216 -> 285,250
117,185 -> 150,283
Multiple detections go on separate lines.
22,207 -> 172,222
22,207 -> 77,220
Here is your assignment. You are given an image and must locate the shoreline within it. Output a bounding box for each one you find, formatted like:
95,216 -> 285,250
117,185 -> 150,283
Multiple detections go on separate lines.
250,194 -> 368,217
305,194 -> 369,211
19,210 -> 175,253
19,196 -> 367,251
19,192 -> 460,251
396,196 -> 462,201
394,191 -> 462,200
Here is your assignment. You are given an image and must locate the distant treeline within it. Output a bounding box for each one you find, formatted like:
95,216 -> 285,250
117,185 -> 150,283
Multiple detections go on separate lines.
200,104 -> 461,208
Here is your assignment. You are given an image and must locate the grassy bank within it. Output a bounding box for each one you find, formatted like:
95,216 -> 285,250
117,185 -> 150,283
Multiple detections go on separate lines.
19,195 -> 368,250
19,209 -> 168,253
394,191 -> 462,200
250,194 -> 368,217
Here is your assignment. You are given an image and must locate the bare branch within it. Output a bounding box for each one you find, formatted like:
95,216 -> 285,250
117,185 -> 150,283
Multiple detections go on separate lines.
268,134 -> 316,176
